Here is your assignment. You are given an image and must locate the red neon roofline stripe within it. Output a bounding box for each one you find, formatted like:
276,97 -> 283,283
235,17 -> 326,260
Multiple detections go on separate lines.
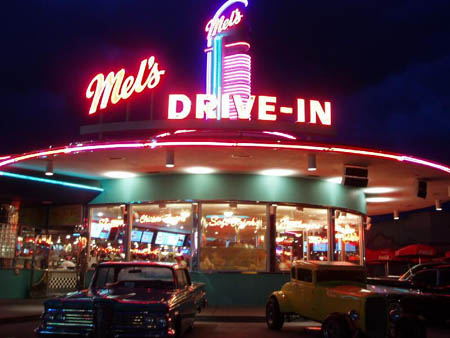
0,139 -> 449,174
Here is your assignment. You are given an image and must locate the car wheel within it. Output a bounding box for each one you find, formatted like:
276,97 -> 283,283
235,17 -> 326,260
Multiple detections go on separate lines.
394,317 -> 426,338
321,314 -> 351,338
266,297 -> 284,330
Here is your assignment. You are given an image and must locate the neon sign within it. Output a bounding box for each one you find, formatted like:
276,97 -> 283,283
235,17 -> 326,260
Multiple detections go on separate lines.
205,8 -> 243,40
86,56 -> 166,115
168,94 -> 331,125
137,213 -> 190,226
205,216 -> 262,229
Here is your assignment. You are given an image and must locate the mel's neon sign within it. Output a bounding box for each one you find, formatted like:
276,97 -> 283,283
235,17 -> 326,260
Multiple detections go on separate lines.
205,8 -> 243,40
168,94 -> 331,125
86,56 -> 166,115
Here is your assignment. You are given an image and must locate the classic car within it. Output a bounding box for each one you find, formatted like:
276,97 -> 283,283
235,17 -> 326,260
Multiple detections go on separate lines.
35,261 -> 207,337
266,261 -> 425,338
367,262 -> 450,323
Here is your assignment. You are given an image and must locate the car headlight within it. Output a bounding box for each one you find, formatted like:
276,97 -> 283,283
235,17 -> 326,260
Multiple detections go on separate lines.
42,308 -> 59,322
156,316 -> 167,328
348,310 -> 359,321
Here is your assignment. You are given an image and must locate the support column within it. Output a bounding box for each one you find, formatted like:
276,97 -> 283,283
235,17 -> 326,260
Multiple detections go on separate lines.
267,204 -> 276,272
327,208 -> 335,262
124,204 -> 132,261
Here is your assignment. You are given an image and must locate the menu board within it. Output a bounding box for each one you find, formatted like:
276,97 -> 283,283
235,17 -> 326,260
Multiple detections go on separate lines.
91,222 -> 111,239
141,231 -> 154,244
155,231 -> 185,246
312,243 -> 327,252
131,230 -> 143,242
336,242 -> 356,252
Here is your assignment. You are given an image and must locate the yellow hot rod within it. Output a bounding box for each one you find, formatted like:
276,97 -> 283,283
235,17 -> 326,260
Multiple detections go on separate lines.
266,261 -> 425,338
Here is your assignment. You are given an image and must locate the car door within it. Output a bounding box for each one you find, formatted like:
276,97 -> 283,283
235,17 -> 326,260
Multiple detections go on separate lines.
292,268 -> 315,318
175,269 -> 195,330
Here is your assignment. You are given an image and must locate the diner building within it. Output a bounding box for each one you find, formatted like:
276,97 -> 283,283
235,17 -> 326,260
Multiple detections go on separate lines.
0,0 -> 449,305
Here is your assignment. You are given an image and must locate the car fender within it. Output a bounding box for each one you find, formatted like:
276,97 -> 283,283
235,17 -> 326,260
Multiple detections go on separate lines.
270,291 -> 293,313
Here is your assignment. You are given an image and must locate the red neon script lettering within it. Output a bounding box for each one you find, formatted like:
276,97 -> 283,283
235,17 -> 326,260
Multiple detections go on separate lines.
86,56 -> 166,115
205,8 -> 243,40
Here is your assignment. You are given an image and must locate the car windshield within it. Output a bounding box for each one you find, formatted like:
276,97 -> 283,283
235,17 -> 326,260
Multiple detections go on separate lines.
316,269 -> 366,283
93,265 -> 175,289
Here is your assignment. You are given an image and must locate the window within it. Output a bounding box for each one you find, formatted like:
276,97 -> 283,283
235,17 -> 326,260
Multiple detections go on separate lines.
334,211 -> 361,264
176,270 -> 188,288
316,270 -> 366,283
200,203 -> 267,271
89,206 -> 125,266
131,203 -> 193,265
276,206 -> 328,271
438,268 -> 450,286
412,270 -> 437,286
296,268 -> 313,282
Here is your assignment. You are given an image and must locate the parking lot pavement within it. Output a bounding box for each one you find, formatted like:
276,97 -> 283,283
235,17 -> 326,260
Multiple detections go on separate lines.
2,321 -> 449,338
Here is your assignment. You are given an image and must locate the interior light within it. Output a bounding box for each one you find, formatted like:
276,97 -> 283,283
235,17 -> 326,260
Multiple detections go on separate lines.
326,176 -> 342,184
435,199 -> 442,211
393,210 -> 399,220
366,197 -> 394,203
45,160 -> 54,176
363,187 -> 397,194
103,171 -> 137,179
259,169 -> 296,176
166,149 -> 175,168
307,154 -> 317,171
184,167 -> 215,174
224,211 -> 233,217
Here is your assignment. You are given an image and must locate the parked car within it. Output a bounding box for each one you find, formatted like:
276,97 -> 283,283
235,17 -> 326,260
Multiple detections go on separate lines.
266,261 -> 425,338
35,261 -> 207,337
367,262 -> 450,323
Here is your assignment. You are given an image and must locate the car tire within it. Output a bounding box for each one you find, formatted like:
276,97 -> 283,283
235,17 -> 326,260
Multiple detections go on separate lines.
394,317 -> 426,338
321,314 -> 351,338
266,297 -> 284,330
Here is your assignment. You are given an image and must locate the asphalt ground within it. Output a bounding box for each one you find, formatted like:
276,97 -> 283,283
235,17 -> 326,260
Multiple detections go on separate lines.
2,321 -> 449,338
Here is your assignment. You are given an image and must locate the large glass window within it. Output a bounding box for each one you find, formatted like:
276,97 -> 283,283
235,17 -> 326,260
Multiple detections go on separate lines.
200,203 -> 267,271
276,206 -> 328,271
131,203 -> 192,267
89,205 -> 125,267
334,211 -> 361,264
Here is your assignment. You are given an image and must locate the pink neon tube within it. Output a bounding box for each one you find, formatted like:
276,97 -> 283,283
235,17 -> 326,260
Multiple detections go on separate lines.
0,138 -> 449,174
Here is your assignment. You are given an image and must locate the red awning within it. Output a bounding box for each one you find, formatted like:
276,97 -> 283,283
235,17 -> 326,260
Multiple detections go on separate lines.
395,244 -> 437,257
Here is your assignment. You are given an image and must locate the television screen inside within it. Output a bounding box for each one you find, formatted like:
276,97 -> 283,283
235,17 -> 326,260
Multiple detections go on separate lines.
155,232 -> 186,246
131,230 -> 143,242
141,231 -> 154,244
312,243 -> 327,252
335,242 -> 357,252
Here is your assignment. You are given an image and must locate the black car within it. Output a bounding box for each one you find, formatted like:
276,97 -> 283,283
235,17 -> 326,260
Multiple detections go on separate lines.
35,261 -> 207,337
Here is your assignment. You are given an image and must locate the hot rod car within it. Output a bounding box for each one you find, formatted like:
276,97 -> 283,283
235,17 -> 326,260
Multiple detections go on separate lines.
266,261 -> 426,338
35,261 -> 207,337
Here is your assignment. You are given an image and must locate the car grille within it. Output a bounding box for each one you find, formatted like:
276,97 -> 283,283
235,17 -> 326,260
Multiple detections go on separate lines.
62,308 -> 94,327
365,297 -> 388,338
114,311 -> 147,327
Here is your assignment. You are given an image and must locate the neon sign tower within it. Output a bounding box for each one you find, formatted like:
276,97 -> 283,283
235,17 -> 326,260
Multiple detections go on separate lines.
205,0 -> 250,119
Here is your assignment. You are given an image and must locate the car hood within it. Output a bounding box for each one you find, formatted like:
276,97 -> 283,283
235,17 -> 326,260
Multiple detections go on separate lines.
44,288 -> 175,309
326,284 -> 379,299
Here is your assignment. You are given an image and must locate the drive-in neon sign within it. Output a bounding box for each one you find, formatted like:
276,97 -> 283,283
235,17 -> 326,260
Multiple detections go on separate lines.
168,94 -> 331,125
86,56 -> 166,115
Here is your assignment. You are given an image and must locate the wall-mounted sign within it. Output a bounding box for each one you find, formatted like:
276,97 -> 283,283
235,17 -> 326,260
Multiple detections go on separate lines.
136,212 -> 190,226
86,56 -> 166,115
168,94 -> 331,125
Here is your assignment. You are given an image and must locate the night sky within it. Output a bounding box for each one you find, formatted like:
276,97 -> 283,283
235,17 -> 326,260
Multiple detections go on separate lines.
1,0 -> 449,164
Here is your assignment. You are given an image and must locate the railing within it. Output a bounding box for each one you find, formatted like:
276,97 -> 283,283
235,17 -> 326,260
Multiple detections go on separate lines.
31,269 -> 79,297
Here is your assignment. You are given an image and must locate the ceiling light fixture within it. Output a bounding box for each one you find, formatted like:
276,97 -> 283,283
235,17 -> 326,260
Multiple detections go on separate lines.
45,160 -> 54,176
326,176 -> 342,184
166,149 -> 175,168
435,199 -> 442,211
366,197 -> 394,203
393,210 -> 399,220
103,171 -> 137,179
307,154 -> 317,171
259,168 -> 296,176
363,187 -> 397,194
184,167 -> 215,174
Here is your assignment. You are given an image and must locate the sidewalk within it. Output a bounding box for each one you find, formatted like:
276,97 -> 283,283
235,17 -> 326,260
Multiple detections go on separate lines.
0,299 -> 266,325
